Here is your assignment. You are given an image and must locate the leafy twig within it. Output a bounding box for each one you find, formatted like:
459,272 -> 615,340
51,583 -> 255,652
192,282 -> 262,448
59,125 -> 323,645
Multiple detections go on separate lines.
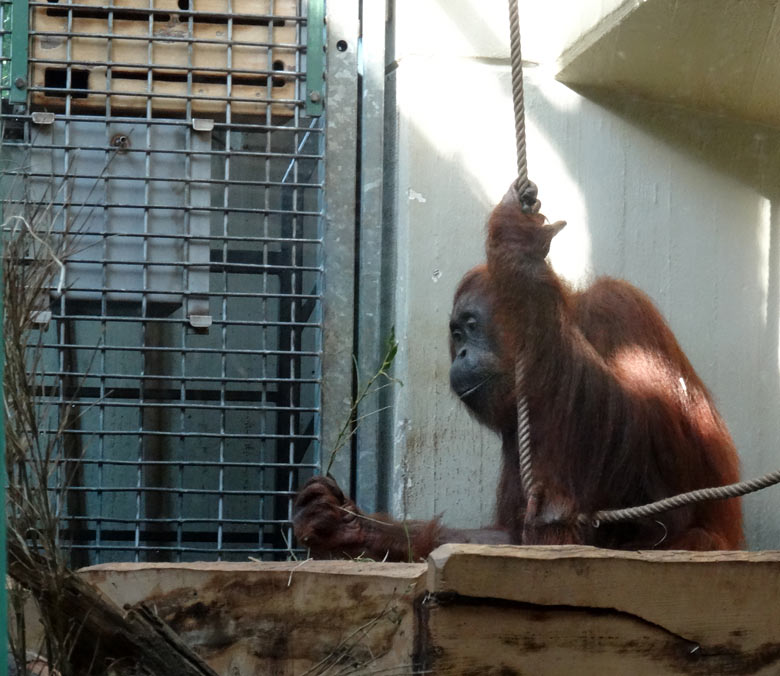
325,328 -> 402,475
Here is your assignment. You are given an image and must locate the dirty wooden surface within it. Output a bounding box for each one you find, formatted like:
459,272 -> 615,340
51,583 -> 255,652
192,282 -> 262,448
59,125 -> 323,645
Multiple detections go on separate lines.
82,560 -> 426,676
21,545 -> 780,675
422,544 -> 780,675
8,540 -> 219,676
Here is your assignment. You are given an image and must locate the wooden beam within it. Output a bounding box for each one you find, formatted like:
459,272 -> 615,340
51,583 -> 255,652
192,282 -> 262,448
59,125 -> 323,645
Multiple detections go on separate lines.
82,559 -> 427,675
20,545 -> 780,674
422,544 -> 780,675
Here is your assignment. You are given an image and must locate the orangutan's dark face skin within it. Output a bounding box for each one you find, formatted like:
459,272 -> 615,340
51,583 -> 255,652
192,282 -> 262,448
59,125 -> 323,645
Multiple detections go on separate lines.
449,284 -> 513,432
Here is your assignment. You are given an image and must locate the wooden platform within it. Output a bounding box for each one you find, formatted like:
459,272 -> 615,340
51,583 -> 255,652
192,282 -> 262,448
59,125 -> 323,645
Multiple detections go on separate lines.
423,544 -> 780,675
30,0 -> 298,119
63,545 -> 780,674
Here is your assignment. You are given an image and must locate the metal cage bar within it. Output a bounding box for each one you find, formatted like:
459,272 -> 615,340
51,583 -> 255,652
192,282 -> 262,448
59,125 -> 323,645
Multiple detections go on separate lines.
1,0 -> 330,563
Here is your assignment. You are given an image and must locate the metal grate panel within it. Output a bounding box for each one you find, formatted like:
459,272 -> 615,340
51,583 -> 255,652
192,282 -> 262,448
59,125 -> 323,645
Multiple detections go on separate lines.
1,0 -> 325,563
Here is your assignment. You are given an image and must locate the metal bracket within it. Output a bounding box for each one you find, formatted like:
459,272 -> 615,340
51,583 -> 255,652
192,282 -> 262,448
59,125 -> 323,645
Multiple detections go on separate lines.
191,118 -> 215,132
30,111 -> 55,125
188,314 -> 212,330
30,309 -> 52,326
9,0 -> 29,105
305,0 -> 325,116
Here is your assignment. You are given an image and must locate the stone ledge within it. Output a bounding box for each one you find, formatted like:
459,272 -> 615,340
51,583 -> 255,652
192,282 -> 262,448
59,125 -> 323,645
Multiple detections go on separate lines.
558,0 -> 780,129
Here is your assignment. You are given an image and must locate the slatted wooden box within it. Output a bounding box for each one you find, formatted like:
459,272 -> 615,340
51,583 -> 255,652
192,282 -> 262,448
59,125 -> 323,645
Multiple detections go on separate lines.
30,0 -> 299,119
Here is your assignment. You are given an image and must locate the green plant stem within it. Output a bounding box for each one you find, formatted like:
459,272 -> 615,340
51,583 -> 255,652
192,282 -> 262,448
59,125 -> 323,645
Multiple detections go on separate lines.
325,329 -> 401,476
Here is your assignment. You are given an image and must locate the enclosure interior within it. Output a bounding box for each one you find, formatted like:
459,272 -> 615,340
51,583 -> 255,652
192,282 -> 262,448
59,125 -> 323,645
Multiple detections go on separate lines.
0,0 -> 325,563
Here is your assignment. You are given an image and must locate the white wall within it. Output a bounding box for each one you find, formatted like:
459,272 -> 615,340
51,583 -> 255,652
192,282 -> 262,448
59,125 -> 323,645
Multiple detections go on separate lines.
386,0 -> 780,549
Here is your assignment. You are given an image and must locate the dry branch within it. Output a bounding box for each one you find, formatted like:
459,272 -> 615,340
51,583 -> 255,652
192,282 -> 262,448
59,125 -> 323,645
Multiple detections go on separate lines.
8,527 -> 219,676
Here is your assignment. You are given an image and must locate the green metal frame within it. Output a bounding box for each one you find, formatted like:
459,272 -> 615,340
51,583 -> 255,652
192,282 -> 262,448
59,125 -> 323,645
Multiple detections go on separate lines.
0,8 -> 9,673
305,0 -> 325,116
0,253 -> 6,676
8,0 -> 28,104
1,6 -> 18,674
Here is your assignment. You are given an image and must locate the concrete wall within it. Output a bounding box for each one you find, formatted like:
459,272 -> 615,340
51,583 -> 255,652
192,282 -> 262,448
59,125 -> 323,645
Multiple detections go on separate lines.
384,0 -> 780,549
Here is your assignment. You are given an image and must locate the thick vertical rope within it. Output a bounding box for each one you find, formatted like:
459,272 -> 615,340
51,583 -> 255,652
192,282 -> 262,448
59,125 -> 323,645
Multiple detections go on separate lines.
515,359 -> 533,497
507,0 -> 534,498
508,0 -> 529,199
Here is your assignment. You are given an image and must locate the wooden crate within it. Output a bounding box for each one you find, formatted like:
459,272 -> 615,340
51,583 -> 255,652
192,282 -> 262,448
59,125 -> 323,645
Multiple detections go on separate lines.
30,0 -> 299,119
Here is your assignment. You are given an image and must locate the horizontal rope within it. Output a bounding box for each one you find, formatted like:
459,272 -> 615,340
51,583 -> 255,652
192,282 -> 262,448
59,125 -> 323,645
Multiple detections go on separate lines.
581,469 -> 780,527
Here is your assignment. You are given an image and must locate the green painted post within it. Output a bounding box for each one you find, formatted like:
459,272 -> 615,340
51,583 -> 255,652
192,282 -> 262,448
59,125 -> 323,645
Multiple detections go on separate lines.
0,268 -> 6,676
1,8 -> 16,676
8,0 -> 27,105
0,96 -> 7,676
305,0 -> 325,116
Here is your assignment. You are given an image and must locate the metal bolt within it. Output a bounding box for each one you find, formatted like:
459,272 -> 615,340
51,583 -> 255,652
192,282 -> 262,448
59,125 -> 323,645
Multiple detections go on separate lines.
309,90 -> 321,104
111,133 -> 131,151
14,77 -> 27,90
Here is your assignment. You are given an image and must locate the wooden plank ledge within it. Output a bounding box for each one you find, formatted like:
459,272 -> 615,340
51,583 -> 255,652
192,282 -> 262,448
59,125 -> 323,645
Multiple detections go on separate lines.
20,547 -> 780,674
422,544 -> 780,675
77,560 -> 427,675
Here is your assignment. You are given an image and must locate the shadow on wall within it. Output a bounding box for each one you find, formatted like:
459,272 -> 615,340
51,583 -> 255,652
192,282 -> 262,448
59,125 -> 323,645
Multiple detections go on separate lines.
392,0 -> 780,549
392,109 -> 506,528
526,81 -> 780,550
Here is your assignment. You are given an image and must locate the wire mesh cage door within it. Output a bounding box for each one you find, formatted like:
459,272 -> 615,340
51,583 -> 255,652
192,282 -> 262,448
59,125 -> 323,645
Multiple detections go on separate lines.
0,0 -> 326,563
